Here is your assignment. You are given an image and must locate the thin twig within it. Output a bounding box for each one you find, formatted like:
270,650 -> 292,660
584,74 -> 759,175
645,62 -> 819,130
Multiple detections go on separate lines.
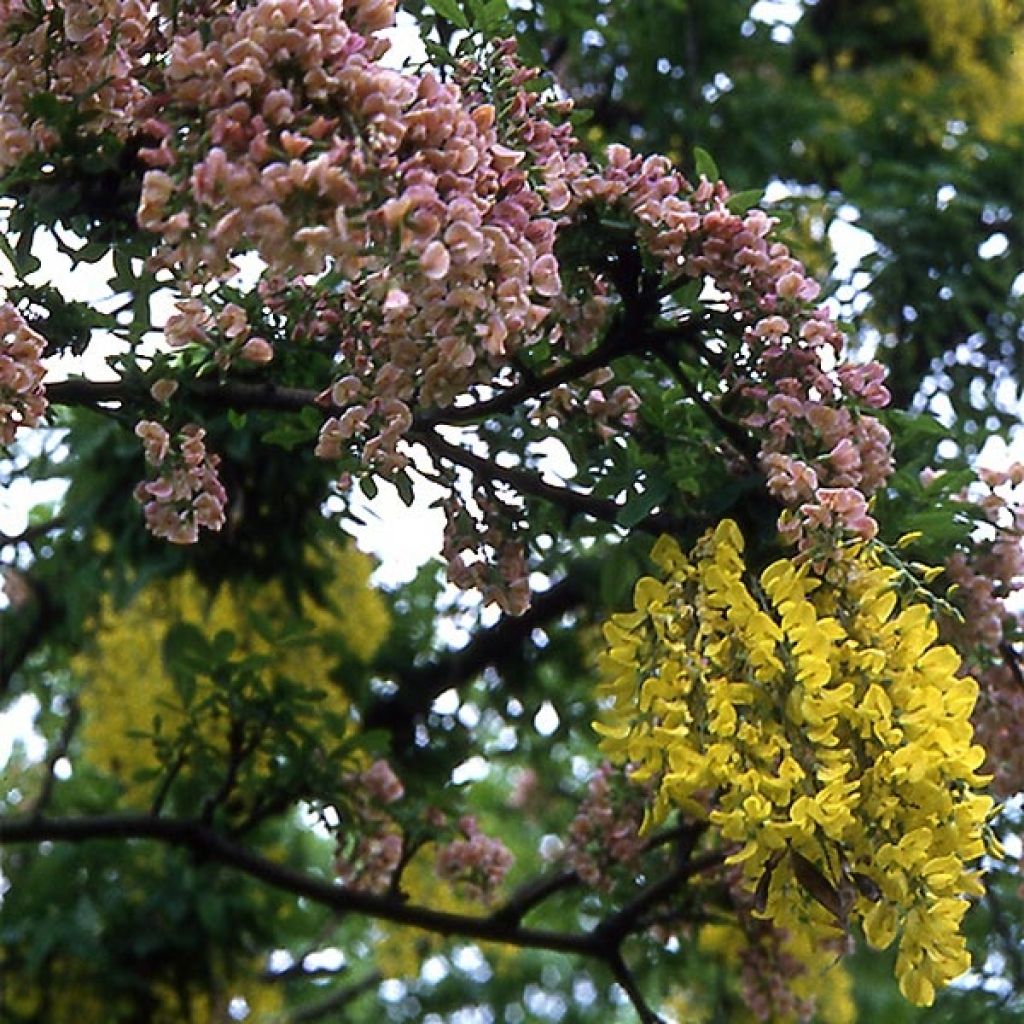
489,869 -> 580,927
28,697 -> 80,820
290,972 -> 382,1021
607,949 -> 666,1024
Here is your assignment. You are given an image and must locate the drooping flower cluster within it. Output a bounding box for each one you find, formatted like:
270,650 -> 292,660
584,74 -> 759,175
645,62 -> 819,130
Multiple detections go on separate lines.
333,758 -> 405,894
0,303 -> 48,446
564,144 -> 895,547
134,420 -> 227,543
1,0 -> 896,599
0,0 -> 151,170
698,892 -> 854,1024
435,814 -> 515,904
597,520 -> 993,1006
942,463 -> 1024,797
561,761 -> 647,890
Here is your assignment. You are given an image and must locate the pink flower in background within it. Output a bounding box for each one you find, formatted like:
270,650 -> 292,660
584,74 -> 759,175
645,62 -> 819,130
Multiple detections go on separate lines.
435,816 -> 514,903
0,303 -> 48,446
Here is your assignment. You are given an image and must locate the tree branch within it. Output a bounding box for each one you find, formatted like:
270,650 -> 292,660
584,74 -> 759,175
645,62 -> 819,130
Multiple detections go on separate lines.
418,309 -> 672,427
27,696 -> 80,820
290,972 -> 381,1021
489,868 -> 581,928
0,810 -> 720,1022
0,813 -> 595,956
607,949 -> 666,1024
366,566 -> 593,741
47,377 -> 695,534
410,426 -> 685,534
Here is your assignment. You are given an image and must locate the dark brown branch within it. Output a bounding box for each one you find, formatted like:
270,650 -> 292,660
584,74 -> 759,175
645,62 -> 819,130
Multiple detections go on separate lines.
489,869 -> 581,928
47,376 -> 693,533
608,949 -> 666,1024
594,846 -> 726,949
0,813 -> 595,956
660,356 -> 759,466
410,426 -> 685,534
365,567 -> 592,743
419,310 -> 647,427
46,377 -> 317,414
0,809 -> 721,1024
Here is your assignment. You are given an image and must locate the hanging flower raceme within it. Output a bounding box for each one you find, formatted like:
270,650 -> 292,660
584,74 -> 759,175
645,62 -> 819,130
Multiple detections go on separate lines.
133,420 -> 227,543
596,520 -> 995,1007
0,302 -> 48,446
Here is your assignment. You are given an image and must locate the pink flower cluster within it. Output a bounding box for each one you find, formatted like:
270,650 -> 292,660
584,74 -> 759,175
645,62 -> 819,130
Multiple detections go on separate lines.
565,142 -> 895,548
442,494 -> 530,617
2,0 -> 900,598
941,464 -> 1024,797
133,2 -> 605,448
133,421 -> 228,544
561,762 -> 646,890
0,303 -> 47,446
0,0 -> 150,171
333,758 -> 406,894
435,815 -> 514,904
165,297 -> 273,368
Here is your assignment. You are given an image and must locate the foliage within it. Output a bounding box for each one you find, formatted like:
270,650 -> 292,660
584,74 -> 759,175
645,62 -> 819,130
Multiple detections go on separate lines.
1,2 -> 1022,1023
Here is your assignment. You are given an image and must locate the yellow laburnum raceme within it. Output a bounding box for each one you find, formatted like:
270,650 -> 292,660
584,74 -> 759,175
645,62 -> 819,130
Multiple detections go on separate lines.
75,539 -> 390,801
596,521 -> 994,1008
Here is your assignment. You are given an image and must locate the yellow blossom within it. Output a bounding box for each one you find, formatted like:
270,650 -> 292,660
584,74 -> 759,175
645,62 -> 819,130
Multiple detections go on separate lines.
75,539 -> 390,802
596,520 -> 994,1008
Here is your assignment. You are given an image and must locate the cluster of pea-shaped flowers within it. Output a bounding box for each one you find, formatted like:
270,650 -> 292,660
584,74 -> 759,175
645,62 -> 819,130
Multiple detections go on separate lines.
0,303 -> 47,447
0,0 -> 151,171
332,757 -> 405,895
558,761 -> 647,891
134,420 -> 228,544
1,0 -> 897,597
574,144 -> 895,549
131,0 -> 606,459
596,520 -> 993,1007
434,814 -> 515,904
330,758 -> 514,904
940,463 -> 1024,797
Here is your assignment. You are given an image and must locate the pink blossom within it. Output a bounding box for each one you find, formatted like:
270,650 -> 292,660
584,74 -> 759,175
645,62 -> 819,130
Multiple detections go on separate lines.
135,423 -> 227,544
0,303 -> 47,445
435,816 -> 514,904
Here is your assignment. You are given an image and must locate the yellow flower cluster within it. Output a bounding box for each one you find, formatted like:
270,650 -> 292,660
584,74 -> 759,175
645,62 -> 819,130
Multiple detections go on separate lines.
596,521 -> 994,1007
75,540 -> 390,802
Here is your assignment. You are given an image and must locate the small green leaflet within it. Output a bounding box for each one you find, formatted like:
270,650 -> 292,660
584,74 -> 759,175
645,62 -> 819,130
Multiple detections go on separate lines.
693,146 -> 719,182
430,0 -> 469,29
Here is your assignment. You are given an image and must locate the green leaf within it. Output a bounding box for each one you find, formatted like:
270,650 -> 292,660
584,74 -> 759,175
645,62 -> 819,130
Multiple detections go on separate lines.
618,477 -> 670,528
473,0 -> 509,33
394,470 -> 416,507
693,146 -> 719,181
726,188 -> 765,214
430,0 -> 470,29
